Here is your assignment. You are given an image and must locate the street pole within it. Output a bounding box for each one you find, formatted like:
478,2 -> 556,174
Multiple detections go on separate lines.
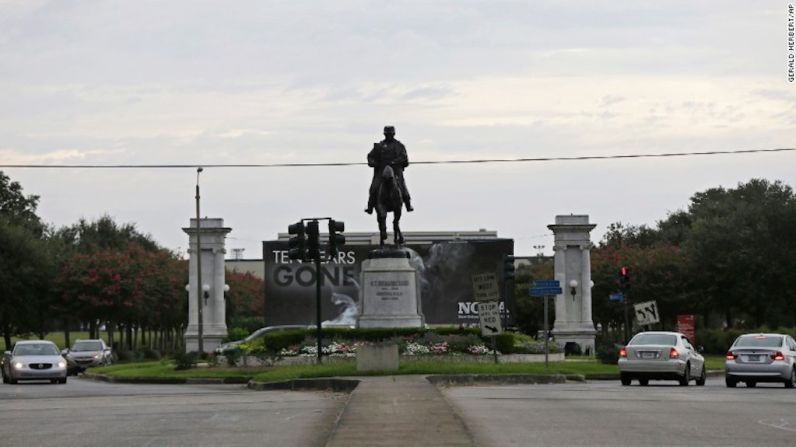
502,278 -> 509,329
623,290 -> 630,344
195,167 -> 204,354
544,295 -> 549,368
315,231 -> 322,365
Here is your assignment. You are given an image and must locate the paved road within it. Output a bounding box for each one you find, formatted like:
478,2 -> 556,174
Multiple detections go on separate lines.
443,377 -> 796,446
0,377 -> 346,447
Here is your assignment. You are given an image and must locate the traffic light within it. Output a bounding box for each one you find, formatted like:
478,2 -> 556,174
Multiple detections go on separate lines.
328,219 -> 345,259
503,255 -> 515,281
287,221 -> 306,261
619,266 -> 631,290
306,220 -> 320,261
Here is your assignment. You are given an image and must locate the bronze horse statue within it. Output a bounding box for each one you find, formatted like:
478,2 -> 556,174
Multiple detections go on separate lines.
375,165 -> 405,248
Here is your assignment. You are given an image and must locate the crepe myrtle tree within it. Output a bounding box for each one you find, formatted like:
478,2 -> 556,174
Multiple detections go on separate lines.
56,242 -> 186,351
224,270 -> 265,324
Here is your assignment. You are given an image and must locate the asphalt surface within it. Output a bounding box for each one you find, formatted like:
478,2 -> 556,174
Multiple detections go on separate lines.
3,376 -> 796,446
443,377 -> 796,446
0,377 -> 346,447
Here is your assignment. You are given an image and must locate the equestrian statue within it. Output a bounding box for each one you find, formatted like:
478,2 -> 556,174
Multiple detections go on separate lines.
365,125 -> 414,248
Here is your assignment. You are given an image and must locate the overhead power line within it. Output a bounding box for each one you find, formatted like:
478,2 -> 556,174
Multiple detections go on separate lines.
0,147 -> 793,169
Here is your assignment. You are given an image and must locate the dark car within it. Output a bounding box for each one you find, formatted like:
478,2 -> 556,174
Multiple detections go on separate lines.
214,325 -> 312,355
62,339 -> 112,374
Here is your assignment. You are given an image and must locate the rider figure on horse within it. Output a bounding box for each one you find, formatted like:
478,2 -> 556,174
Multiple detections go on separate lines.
365,126 -> 414,214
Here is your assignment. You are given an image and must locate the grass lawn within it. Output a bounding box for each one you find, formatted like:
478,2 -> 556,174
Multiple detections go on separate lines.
92,357 -> 621,383
93,361 -> 255,379
251,359 -> 620,383
704,355 -> 726,371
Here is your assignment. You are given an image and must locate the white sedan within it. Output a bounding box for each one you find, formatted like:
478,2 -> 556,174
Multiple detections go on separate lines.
618,331 -> 705,386
2,340 -> 68,384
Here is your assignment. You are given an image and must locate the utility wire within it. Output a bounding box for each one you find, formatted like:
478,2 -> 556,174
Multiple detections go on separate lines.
1,147 -> 793,169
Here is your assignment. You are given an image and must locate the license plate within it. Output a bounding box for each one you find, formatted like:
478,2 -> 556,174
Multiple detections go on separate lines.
747,355 -> 760,361
641,352 -> 656,359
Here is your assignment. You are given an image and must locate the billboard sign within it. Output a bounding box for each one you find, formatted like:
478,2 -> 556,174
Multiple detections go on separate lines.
677,314 -> 696,343
262,239 -> 513,326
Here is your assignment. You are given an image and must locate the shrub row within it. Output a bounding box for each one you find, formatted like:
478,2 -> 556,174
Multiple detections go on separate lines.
247,328 -> 556,356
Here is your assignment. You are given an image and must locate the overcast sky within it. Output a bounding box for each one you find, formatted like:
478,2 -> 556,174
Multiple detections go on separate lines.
1,1 -> 794,257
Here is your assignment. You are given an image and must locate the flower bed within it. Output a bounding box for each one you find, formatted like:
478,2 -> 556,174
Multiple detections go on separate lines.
229,329 -> 562,367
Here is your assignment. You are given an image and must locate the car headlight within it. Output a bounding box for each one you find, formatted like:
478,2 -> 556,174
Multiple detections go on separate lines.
13,362 -> 24,369
58,361 -> 66,368
93,354 -> 100,359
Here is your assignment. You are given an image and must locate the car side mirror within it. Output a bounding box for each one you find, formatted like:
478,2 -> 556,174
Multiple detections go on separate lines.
3,351 -> 9,356
697,346 -> 705,354
61,349 -> 69,355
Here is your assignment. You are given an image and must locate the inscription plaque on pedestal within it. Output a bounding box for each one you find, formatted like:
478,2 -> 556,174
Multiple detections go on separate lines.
358,252 -> 424,328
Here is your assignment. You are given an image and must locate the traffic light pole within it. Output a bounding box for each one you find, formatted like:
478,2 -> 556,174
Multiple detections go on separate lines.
623,290 -> 630,344
288,216 -> 346,365
315,254 -> 322,364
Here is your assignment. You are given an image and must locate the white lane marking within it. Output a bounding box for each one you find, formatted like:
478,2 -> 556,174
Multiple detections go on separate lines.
758,418 -> 796,432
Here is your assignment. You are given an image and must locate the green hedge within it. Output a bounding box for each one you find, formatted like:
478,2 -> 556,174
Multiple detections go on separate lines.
249,327 -> 555,356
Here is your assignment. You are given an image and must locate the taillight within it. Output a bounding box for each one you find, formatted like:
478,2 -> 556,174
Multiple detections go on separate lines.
619,347 -> 627,358
669,347 -> 679,359
772,351 -> 785,361
726,351 -> 736,361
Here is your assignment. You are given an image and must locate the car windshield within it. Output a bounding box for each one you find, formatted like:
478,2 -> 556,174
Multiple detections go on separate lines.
629,334 -> 677,346
72,341 -> 103,351
244,329 -> 268,341
14,343 -> 60,356
734,335 -> 783,348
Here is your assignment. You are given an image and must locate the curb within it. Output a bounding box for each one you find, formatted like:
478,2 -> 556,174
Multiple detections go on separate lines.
82,373 -> 250,385
426,373 -> 583,386
247,378 -> 360,392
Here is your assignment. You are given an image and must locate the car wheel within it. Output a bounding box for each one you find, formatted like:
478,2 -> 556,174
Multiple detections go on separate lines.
695,366 -> 706,386
679,363 -> 691,386
2,374 -> 8,384
785,369 -> 795,389
725,376 -> 737,388
620,373 -> 632,386
60,377 -> 67,384
746,381 -> 756,388
639,378 -> 649,386
50,379 -> 58,384
8,378 -> 17,384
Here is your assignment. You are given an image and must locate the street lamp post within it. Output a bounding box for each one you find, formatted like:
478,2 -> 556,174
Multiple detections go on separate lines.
195,167 -> 204,354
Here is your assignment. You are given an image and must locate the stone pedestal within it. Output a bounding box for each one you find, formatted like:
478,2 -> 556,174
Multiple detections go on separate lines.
358,250 -> 424,328
183,218 -> 231,353
548,215 -> 597,355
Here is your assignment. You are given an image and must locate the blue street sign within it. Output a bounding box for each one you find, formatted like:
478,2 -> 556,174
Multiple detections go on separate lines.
533,280 -> 561,288
609,292 -> 624,302
530,287 -> 563,297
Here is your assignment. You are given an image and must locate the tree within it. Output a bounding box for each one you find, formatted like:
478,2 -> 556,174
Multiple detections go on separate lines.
0,171 -> 52,348
224,270 -> 265,322
0,171 -> 43,235
56,242 -> 186,351
0,220 -> 53,348
678,179 -> 796,327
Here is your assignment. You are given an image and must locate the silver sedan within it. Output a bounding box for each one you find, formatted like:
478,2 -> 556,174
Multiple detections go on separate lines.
618,331 -> 706,386
725,333 -> 796,388
2,340 -> 68,384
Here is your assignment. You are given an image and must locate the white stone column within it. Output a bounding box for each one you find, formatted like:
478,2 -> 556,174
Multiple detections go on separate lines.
553,245 -> 567,325
548,215 -> 597,355
183,218 -> 231,353
581,246 -> 592,326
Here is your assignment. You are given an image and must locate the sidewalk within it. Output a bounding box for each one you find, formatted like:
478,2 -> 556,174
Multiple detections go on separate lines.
325,375 -> 476,447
